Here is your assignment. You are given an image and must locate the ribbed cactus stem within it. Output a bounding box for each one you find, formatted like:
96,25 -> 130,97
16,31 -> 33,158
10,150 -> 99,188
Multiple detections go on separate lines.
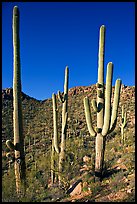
97,25 -> 105,129
92,99 -> 98,112
64,66 -> 69,96
51,138 -> 55,184
109,79 -> 122,133
122,105 -> 127,128
102,62 -> 113,136
58,90 -> 64,103
52,93 -> 59,154
13,6 -> 26,195
98,25 -> 105,85
84,97 -> 96,136
62,66 -> 69,125
122,105 -> 124,118
121,105 -> 127,144
62,112 -> 68,134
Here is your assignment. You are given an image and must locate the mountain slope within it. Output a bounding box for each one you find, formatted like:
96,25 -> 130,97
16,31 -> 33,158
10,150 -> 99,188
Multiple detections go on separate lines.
2,84 -> 135,202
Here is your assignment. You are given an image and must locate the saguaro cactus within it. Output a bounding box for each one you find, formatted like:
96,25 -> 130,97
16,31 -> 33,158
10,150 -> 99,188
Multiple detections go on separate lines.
6,6 -> 26,195
51,93 -> 59,184
84,25 -> 121,180
120,105 -> 127,145
51,66 -> 69,186
58,66 -> 69,185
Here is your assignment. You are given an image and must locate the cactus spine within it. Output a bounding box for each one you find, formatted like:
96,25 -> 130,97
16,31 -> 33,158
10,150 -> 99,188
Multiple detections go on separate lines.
12,6 -> 26,195
121,105 -> 127,145
51,66 -> 69,186
84,25 -> 121,179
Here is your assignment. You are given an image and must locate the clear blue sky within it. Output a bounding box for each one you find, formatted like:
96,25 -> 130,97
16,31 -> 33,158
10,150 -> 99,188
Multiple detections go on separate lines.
2,2 -> 135,100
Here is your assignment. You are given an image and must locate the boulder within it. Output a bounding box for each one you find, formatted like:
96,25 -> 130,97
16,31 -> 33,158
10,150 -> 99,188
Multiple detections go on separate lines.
66,179 -> 82,197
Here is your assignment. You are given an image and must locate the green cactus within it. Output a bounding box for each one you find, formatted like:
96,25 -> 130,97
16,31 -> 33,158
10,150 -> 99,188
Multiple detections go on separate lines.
51,137 -> 56,184
58,66 -> 69,185
51,93 -> 59,184
121,105 -> 127,145
52,93 -> 59,154
51,66 -> 69,186
12,6 -> 26,195
83,25 -> 121,180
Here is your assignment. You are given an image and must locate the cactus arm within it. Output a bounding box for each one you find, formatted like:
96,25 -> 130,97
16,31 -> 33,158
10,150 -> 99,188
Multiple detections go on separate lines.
92,99 -> 98,112
109,79 -> 122,133
123,112 -> 127,128
102,62 -> 113,136
122,105 -> 124,118
98,25 -> 105,86
51,137 -> 55,184
62,66 -> 69,129
121,105 -> 127,128
84,97 -> 96,136
6,140 -> 15,151
63,112 -> 68,134
97,25 -> 105,129
58,90 -> 64,103
64,66 -> 69,94
121,105 -> 127,144
52,93 -> 59,154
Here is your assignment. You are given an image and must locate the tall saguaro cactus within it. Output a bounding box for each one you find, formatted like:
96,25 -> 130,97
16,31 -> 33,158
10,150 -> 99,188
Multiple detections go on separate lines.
6,6 -> 26,195
51,66 -> 69,186
51,93 -> 59,184
84,25 -> 121,179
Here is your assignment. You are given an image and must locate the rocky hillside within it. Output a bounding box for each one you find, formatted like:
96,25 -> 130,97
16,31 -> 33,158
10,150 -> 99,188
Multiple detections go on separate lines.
2,84 -> 135,202
2,84 -> 135,145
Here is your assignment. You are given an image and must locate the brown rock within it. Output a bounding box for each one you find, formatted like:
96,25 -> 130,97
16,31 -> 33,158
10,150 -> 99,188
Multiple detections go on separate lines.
70,182 -> 82,197
83,155 -> 91,163
67,179 -> 82,197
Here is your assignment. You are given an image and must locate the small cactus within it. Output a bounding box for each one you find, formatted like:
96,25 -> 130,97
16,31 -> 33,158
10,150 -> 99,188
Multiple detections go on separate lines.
51,137 -> 56,184
121,105 -> 127,145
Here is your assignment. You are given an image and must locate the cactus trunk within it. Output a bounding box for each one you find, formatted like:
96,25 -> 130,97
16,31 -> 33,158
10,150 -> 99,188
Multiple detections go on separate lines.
13,6 -> 26,195
95,134 -> 105,177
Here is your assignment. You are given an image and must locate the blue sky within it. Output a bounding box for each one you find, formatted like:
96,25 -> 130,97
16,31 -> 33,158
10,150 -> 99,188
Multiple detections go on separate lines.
2,2 -> 135,100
